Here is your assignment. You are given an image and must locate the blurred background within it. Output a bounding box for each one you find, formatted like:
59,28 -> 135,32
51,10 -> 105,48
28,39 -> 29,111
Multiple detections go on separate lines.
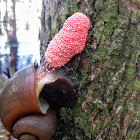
0,0 -> 42,139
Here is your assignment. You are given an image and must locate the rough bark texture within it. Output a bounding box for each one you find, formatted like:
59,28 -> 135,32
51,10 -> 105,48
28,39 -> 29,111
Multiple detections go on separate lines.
40,0 -> 140,139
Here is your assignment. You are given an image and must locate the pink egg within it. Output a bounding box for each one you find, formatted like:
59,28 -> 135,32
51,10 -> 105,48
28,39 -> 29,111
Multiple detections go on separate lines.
45,12 -> 90,68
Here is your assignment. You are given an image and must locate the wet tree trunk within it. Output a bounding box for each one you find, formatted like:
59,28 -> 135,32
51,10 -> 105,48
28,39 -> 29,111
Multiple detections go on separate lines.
40,0 -> 140,139
0,11 -> 2,35
6,0 -> 18,75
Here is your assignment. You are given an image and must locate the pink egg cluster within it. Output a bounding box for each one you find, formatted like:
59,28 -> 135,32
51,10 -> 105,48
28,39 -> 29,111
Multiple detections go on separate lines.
45,12 -> 90,68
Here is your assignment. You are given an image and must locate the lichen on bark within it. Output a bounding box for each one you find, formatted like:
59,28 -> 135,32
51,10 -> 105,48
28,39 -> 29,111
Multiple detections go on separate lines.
40,0 -> 140,139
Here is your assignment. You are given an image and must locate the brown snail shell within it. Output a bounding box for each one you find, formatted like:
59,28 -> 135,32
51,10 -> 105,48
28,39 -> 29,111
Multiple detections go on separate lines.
0,63 -> 76,140
13,109 -> 56,140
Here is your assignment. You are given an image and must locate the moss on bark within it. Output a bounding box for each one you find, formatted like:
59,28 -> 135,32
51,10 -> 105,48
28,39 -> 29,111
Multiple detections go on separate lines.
40,0 -> 140,139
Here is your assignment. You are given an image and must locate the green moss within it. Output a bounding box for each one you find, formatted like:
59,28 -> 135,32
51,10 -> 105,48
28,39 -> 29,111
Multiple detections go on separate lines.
51,14 -> 58,33
129,129 -> 139,139
104,17 -> 118,38
107,94 -> 114,103
133,80 -> 140,89
125,63 -> 136,85
77,110 -> 93,138
85,127 -> 92,138
61,15 -> 66,24
78,112 -> 89,126
95,124 -> 103,133
95,16 -> 119,59
70,3 -> 79,14
60,108 -> 68,120
93,101 -> 106,111
52,27 -> 58,36
124,47 -> 131,58
62,137 -> 70,140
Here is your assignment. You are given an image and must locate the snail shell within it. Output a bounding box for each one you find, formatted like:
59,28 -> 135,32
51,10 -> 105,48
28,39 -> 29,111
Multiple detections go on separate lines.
0,63 -> 76,140
13,109 -> 56,140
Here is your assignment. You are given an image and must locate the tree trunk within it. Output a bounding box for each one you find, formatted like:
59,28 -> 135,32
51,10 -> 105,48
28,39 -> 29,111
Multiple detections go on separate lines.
6,0 -> 18,75
0,11 -> 2,35
7,0 -> 17,44
40,0 -> 140,139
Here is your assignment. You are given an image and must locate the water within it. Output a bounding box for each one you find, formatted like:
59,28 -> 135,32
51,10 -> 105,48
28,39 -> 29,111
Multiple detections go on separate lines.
0,0 -> 41,73
0,1 -> 42,139
0,42 -> 40,71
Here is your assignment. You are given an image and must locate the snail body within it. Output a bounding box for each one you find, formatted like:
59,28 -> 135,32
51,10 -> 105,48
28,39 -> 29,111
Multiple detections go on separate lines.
0,63 -> 76,140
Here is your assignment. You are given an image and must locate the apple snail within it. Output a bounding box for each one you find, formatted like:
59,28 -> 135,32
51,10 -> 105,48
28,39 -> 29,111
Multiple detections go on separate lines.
0,12 -> 90,140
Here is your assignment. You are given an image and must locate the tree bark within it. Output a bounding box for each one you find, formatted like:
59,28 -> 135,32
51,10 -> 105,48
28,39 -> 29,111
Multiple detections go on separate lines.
0,11 -> 2,35
7,0 -> 17,44
40,0 -> 140,139
6,0 -> 18,75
